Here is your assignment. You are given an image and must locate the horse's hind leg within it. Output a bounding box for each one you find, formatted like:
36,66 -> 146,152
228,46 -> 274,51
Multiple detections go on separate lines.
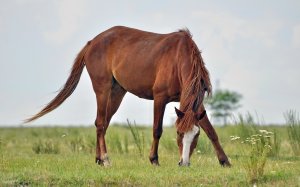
94,87 -> 110,166
95,81 -> 126,166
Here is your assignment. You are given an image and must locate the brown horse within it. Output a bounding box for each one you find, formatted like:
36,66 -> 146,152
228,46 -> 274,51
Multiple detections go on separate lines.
26,26 -> 230,167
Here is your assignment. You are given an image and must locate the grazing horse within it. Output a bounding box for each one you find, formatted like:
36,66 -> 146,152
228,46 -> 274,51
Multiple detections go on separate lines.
25,26 -> 231,167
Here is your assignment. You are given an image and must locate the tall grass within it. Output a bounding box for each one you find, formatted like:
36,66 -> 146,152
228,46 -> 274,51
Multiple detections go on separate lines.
232,113 -> 281,157
284,110 -> 300,156
109,133 -> 124,154
196,135 -> 213,155
69,137 -> 86,153
161,135 -> 177,152
67,135 -> 95,154
269,129 -> 281,157
233,113 -> 258,139
123,134 -> 129,154
85,135 -> 96,154
127,119 -> 145,156
32,139 -> 60,154
0,137 -> 2,151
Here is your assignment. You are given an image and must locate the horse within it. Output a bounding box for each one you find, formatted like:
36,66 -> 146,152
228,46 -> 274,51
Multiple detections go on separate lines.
25,26 -> 231,167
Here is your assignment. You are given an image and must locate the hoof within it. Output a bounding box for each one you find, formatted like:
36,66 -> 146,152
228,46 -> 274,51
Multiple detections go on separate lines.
95,155 -> 111,167
149,155 -> 160,166
219,159 -> 231,167
95,157 -> 104,166
151,160 -> 160,166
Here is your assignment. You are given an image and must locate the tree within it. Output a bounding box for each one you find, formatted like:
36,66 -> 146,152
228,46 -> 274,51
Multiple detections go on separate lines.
205,89 -> 242,125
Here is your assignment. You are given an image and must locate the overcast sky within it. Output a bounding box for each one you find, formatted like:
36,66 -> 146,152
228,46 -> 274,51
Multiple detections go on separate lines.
0,0 -> 299,126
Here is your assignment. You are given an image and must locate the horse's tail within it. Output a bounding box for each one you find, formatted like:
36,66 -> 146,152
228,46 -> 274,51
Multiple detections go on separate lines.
24,41 -> 91,123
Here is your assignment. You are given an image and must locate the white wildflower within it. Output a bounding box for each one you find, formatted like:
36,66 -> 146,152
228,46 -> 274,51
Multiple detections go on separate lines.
259,129 -> 268,134
231,136 -> 240,141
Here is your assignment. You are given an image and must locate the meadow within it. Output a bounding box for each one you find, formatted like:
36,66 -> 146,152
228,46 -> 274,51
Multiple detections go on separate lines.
0,119 -> 299,186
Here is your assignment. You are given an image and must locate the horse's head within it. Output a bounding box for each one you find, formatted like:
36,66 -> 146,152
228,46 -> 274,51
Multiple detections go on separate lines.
174,107 -> 206,166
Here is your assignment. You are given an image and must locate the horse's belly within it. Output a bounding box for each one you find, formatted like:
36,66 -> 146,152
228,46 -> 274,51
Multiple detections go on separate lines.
113,70 -> 155,100
127,89 -> 154,100
119,83 -> 154,100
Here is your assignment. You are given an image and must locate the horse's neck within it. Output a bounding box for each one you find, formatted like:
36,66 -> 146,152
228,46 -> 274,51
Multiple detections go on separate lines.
178,61 -> 194,111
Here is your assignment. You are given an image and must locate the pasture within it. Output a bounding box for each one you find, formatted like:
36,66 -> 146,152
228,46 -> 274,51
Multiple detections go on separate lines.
0,124 -> 299,186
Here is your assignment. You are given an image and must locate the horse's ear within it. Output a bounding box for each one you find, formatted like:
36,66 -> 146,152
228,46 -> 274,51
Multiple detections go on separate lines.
195,110 -> 206,121
175,107 -> 185,118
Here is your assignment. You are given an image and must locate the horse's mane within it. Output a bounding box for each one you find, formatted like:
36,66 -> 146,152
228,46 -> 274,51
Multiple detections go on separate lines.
176,29 -> 212,133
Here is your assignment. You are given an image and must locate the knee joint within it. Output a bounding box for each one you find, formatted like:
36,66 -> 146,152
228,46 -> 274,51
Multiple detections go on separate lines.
95,120 -> 106,134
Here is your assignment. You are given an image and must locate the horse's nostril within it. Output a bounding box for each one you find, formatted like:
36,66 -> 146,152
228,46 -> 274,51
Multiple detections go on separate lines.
178,160 -> 191,167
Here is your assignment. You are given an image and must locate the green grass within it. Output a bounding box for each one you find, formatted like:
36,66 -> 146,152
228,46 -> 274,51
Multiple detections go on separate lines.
0,125 -> 299,186
285,110 -> 300,156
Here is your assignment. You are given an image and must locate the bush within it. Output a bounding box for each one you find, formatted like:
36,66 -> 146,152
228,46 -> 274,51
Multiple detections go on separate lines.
231,129 -> 273,184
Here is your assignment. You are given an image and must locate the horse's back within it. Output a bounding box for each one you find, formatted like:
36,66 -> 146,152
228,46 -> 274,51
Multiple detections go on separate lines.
85,26 -> 187,99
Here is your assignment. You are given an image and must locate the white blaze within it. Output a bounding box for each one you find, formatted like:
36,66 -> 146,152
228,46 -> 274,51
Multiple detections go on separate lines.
182,125 -> 199,166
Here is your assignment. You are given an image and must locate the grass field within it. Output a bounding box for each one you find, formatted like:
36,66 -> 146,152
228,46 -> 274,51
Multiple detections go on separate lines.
0,124 -> 299,186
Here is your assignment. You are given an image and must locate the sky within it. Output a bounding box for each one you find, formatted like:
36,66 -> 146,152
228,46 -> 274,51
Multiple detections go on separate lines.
0,0 -> 299,126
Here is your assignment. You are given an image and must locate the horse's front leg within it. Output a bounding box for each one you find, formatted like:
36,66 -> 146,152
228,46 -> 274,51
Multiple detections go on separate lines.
149,97 -> 167,165
199,114 -> 231,167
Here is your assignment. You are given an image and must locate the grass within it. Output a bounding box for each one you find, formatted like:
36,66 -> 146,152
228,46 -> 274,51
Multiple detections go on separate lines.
231,130 -> 273,184
285,110 -> 300,156
127,120 -> 145,156
32,139 -> 60,154
0,124 -> 299,186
